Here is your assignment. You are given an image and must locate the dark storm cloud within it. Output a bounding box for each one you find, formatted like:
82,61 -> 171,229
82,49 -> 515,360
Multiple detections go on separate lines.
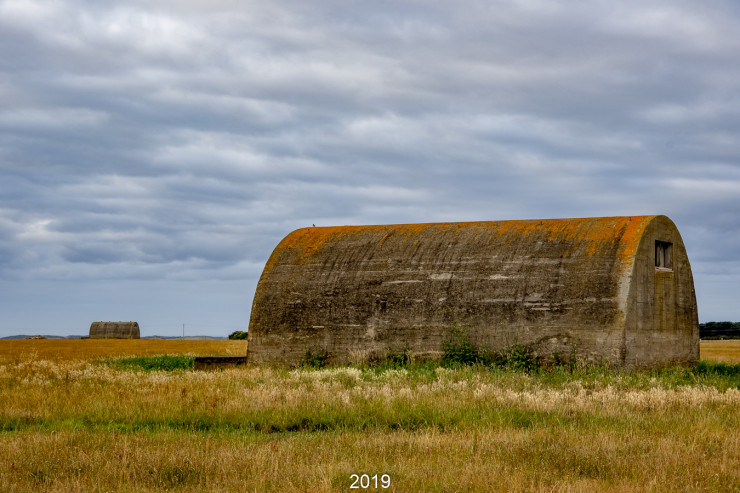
1,0 -> 740,334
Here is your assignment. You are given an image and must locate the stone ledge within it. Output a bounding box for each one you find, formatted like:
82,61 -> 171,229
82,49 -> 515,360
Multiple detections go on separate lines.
193,356 -> 248,370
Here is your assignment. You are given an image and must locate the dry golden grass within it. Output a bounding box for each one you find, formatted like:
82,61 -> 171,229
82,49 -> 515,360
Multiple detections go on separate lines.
1,360 -> 739,492
0,340 -> 738,492
2,425 -> 737,493
701,340 -> 740,363
0,339 -> 247,363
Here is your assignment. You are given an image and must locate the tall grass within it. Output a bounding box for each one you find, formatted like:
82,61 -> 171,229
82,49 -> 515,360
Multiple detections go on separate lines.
1,348 -> 739,491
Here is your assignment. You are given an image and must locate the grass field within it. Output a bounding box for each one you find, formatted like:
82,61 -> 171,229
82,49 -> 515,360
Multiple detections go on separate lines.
700,339 -> 740,363
0,339 -> 247,363
0,339 -> 738,492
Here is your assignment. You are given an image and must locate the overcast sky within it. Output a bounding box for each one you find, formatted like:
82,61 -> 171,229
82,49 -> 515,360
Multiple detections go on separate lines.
1,0 -> 739,337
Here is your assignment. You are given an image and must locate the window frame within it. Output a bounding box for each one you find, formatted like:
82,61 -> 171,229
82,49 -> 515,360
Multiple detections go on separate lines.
655,240 -> 672,270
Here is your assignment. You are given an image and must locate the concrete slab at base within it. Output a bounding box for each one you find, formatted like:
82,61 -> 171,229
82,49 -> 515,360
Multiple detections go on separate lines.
193,356 -> 248,370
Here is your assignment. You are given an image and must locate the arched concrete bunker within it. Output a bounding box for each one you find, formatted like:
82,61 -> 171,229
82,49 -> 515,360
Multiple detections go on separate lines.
89,321 -> 140,339
247,216 -> 698,368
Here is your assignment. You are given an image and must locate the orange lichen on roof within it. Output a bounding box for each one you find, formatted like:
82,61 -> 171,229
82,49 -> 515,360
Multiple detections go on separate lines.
498,216 -> 656,269
495,216 -> 654,262
262,216 -> 656,273
264,222 -> 443,270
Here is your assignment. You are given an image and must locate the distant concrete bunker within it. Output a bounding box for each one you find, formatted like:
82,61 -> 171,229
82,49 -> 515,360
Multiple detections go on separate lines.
247,216 -> 699,368
89,321 -> 140,339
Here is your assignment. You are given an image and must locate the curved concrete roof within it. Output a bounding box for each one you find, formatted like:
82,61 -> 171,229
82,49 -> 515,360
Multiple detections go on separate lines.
263,215 -> 654,273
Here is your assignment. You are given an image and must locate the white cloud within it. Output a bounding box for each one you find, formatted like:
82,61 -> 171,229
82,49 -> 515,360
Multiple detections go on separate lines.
666,177 -> 740,198
0,0 -> 62,27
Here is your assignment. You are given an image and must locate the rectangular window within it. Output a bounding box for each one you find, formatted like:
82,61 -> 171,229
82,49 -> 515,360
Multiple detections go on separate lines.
655,241 -> 672,269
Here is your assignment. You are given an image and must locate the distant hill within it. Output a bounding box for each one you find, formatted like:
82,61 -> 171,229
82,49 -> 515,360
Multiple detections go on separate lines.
142,336 -> 227,340
1,335 -> 68,340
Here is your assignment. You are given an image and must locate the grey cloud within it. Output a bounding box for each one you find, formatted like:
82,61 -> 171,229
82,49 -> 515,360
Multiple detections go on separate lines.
2,0 -> 740,334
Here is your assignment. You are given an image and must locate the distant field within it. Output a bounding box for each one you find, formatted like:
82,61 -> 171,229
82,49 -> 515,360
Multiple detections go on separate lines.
0,339 -> 247,363
700,340 -> 740,363
0,338 -> 735,363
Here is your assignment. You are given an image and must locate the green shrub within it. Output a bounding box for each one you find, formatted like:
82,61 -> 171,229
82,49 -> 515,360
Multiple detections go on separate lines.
228,331 -> 248,340
106,355 -> 194,371
301,349 -> 329,369
441,322 -> 486,367
380,346 -> 413,369
551,350 -> 578,373
495,344 -> 540,372
440,322 -> 547,372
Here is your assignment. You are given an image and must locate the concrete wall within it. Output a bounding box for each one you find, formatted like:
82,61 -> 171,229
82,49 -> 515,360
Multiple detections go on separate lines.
247,216 -> 698,367
89,321 -> 140,339
624,216 -> 699,366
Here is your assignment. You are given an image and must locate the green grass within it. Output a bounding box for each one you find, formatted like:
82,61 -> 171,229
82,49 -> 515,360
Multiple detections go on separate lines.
105,354 -> 195,371
692,359 -> 740,377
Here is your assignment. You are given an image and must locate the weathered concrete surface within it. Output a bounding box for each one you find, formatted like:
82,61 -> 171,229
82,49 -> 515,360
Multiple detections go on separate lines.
89,321 -> 140,339
247,216 -> 698,368
624,215 -> 699,366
